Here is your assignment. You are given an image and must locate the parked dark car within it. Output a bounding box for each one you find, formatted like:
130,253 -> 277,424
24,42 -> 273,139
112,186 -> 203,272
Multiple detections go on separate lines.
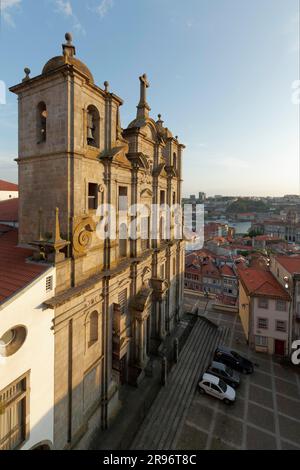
214,346 -> 254,374
206,361 -> 240,388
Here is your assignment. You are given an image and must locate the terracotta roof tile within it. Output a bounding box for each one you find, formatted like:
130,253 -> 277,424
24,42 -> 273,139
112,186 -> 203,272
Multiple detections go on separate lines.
0,198 -> 18,222
0,179 -> 18,191
275,256 -> 300,274
238,267 -> 290,300
220,265 -> 235,277
0,228 -> 48,304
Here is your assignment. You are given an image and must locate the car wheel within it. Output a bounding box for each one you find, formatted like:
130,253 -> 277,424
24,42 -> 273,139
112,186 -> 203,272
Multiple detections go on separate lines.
224,398 -> 231,405
242,368 -> 248,374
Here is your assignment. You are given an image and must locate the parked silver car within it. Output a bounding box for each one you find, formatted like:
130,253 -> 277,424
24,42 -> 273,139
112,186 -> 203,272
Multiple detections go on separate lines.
206,361 -> 240,388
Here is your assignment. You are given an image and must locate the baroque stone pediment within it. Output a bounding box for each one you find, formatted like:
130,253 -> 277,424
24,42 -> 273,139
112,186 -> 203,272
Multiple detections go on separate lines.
126,152 -> 149,170
130,287 -> 153,316
153,163 -> 167,178
99,145 -> 128,162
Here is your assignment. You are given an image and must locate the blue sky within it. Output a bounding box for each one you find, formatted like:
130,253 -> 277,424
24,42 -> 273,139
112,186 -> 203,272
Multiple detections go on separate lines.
0,0 -> 299,197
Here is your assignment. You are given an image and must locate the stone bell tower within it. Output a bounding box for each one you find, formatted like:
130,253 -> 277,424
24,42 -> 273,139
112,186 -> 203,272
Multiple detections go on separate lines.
10,33 -> 125,287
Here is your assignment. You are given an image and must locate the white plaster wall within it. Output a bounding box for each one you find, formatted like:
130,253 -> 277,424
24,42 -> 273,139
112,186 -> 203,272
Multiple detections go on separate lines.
0,267 -> 55,450
0,190 -> 18,201
253,297 -> 289,344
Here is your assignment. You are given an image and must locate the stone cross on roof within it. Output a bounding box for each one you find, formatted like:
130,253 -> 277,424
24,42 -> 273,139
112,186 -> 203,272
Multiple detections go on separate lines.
137,73 -> 151,119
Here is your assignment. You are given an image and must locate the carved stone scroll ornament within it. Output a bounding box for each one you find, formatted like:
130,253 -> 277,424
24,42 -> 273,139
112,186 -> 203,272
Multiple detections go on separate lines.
72,215 -> 96,256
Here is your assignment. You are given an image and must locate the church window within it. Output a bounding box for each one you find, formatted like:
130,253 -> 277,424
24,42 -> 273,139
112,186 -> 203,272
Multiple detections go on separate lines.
37,102 -> 47,143
87,105 -> 100,147
118,187 -> 128,211
141,216 -> 150,250
118,289 -> 128,314
88,183 -> 98,210
119,223 -> 127,258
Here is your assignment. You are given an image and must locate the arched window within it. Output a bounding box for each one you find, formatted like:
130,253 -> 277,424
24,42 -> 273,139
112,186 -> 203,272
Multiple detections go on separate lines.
37,102 -> 47,143
88,311 -> 98,347
87,105 -> 100,147
173,153 -> 177,169
119,223 -> 127,258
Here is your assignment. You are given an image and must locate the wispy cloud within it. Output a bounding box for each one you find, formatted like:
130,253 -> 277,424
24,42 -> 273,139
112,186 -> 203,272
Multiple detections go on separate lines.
54,0 -> 86,35
0,0 -> 21,27
95,0 -> 113,18
55,0 -> 72,16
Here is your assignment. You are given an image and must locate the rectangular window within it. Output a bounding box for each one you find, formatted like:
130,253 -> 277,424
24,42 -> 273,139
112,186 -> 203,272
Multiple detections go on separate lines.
46,275 -> 53,293
173,258 -> 176,275
0,373 -> 29,450
160,190 -> 165,205
160,264 -> 165,279
255,335 -> 268,347
88,183 -> 98,210
141,216 -> 150,251
172,192 -> 176,205
276,300 -> 287,312
258,298 -> 269,309
118,187 -> 128,211
276,320 -> 287,332
257,317 -> 268,329
118,289 -> 127,315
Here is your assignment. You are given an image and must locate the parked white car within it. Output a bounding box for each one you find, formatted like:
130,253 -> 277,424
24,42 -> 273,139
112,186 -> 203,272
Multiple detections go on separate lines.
198,372 -> 236,404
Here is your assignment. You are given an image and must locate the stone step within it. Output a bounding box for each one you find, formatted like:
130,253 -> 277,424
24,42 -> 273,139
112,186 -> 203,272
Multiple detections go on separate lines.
131,320 -> 210,449
131,321 -> 210,449
158,328 -> 220,449
131,318 -> 221,449
169,328 -> 222,449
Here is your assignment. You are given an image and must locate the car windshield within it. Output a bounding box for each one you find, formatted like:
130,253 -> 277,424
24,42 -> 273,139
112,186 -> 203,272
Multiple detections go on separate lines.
219,380 -> 227,392
231,351 -> 242,360
225,367 -> 233,377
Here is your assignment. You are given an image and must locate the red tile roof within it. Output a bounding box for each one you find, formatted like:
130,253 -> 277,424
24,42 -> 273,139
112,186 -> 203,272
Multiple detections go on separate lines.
0,198 -> 18,222
202,261 -> 221,278
276,256 -> 300,275
0,180 -> 18,191
220,265 -> 235,277
238,267 -> 290,300
0,228 -> 48,304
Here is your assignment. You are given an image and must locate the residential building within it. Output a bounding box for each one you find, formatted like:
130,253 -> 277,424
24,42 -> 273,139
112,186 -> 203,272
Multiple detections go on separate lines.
0,226 -> 55,450
184,251 -> 238,303
0,180 -> 18,201
270,255 -> 300,340
238,267 -> 291,356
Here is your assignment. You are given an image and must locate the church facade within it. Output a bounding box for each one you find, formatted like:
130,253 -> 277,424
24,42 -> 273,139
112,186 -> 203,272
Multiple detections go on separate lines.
10,33 -> 185,449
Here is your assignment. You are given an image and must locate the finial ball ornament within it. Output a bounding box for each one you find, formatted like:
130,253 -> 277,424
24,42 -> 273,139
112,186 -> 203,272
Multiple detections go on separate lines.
65,32 -> 73,44
24,67 -> 31,75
